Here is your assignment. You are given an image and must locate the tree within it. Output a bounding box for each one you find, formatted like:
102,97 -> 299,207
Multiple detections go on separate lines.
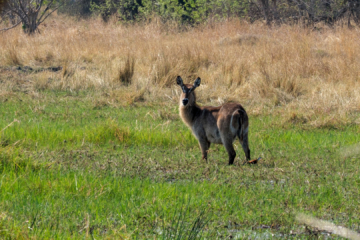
249,0 -> 360,26
290,0 -> 358,26
0,0 -> 63,34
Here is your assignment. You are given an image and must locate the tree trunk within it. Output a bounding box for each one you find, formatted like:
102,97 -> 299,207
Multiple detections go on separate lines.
22,11 -> 38,34
349,0 -> 360,25
259,0 -> 271,25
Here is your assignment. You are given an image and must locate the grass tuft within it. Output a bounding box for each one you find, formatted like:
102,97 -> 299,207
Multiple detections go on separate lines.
116,55 -> 135,86
160,199 -> 212,240
4,47 -> 21,66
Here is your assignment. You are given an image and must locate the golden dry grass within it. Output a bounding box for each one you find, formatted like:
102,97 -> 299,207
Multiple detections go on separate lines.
1,14 -> 360,126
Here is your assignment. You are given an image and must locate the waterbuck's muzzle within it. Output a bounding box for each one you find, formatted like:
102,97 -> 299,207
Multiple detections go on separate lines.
182,98 -> 189,106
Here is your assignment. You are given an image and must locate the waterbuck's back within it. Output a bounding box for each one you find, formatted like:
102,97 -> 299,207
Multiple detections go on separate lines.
195,103 -> 248,145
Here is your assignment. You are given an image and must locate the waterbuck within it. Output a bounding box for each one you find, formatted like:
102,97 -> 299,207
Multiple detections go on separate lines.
176,76 -> 251,165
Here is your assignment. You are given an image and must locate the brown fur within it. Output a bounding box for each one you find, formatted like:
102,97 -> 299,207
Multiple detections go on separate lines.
177,76 -> 251,165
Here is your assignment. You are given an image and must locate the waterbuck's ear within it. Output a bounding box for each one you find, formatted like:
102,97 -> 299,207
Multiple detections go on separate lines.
193,77 -> 201,88
176,76 -> 183,86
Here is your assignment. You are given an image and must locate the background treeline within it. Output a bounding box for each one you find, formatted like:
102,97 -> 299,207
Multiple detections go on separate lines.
1,0 -> 360,32
60,0 -> 360,26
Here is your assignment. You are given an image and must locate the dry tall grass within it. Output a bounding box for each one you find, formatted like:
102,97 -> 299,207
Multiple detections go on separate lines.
1,14 -> 360,126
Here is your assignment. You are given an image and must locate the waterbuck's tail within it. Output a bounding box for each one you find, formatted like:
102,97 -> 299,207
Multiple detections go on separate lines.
237,108 -> 251,161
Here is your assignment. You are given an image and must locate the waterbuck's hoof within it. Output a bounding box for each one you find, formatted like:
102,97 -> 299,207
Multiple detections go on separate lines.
244,157 -> 261,165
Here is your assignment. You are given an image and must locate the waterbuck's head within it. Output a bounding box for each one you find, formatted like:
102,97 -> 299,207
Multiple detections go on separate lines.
176,76 -> 201,107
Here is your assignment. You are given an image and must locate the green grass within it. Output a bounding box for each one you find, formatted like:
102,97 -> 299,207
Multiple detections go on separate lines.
1,90 -> 360,239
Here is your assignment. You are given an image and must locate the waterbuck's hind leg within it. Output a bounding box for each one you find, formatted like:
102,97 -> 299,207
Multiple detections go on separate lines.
236,108 -> 251,164
239,131 -> 251,164
223,140 -> 236,165
220,134 -> 236,165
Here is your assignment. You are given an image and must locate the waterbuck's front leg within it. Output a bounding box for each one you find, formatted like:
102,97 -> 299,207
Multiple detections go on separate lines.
198,137 -> 210,163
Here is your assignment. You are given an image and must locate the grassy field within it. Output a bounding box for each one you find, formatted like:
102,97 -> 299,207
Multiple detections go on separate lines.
1,14 -> 360,239
1,89 -> 360,239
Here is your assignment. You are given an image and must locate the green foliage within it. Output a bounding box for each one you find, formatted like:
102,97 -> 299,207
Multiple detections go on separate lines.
90,0 -> 251,24
87,0 -> 360,26
58,0 -> 95,17
90,0 -> 142,21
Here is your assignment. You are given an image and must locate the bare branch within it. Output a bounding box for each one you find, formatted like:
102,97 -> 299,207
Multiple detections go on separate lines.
0,20 -> 21,32
8,6 -> 27,23
37,0 -> 53,22
38,3 -> 62,24
17,0 -> 30,24
35,0 -> 44,11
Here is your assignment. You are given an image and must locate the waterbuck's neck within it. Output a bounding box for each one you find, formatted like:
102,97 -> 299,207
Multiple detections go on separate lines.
179,103 -> 202,128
